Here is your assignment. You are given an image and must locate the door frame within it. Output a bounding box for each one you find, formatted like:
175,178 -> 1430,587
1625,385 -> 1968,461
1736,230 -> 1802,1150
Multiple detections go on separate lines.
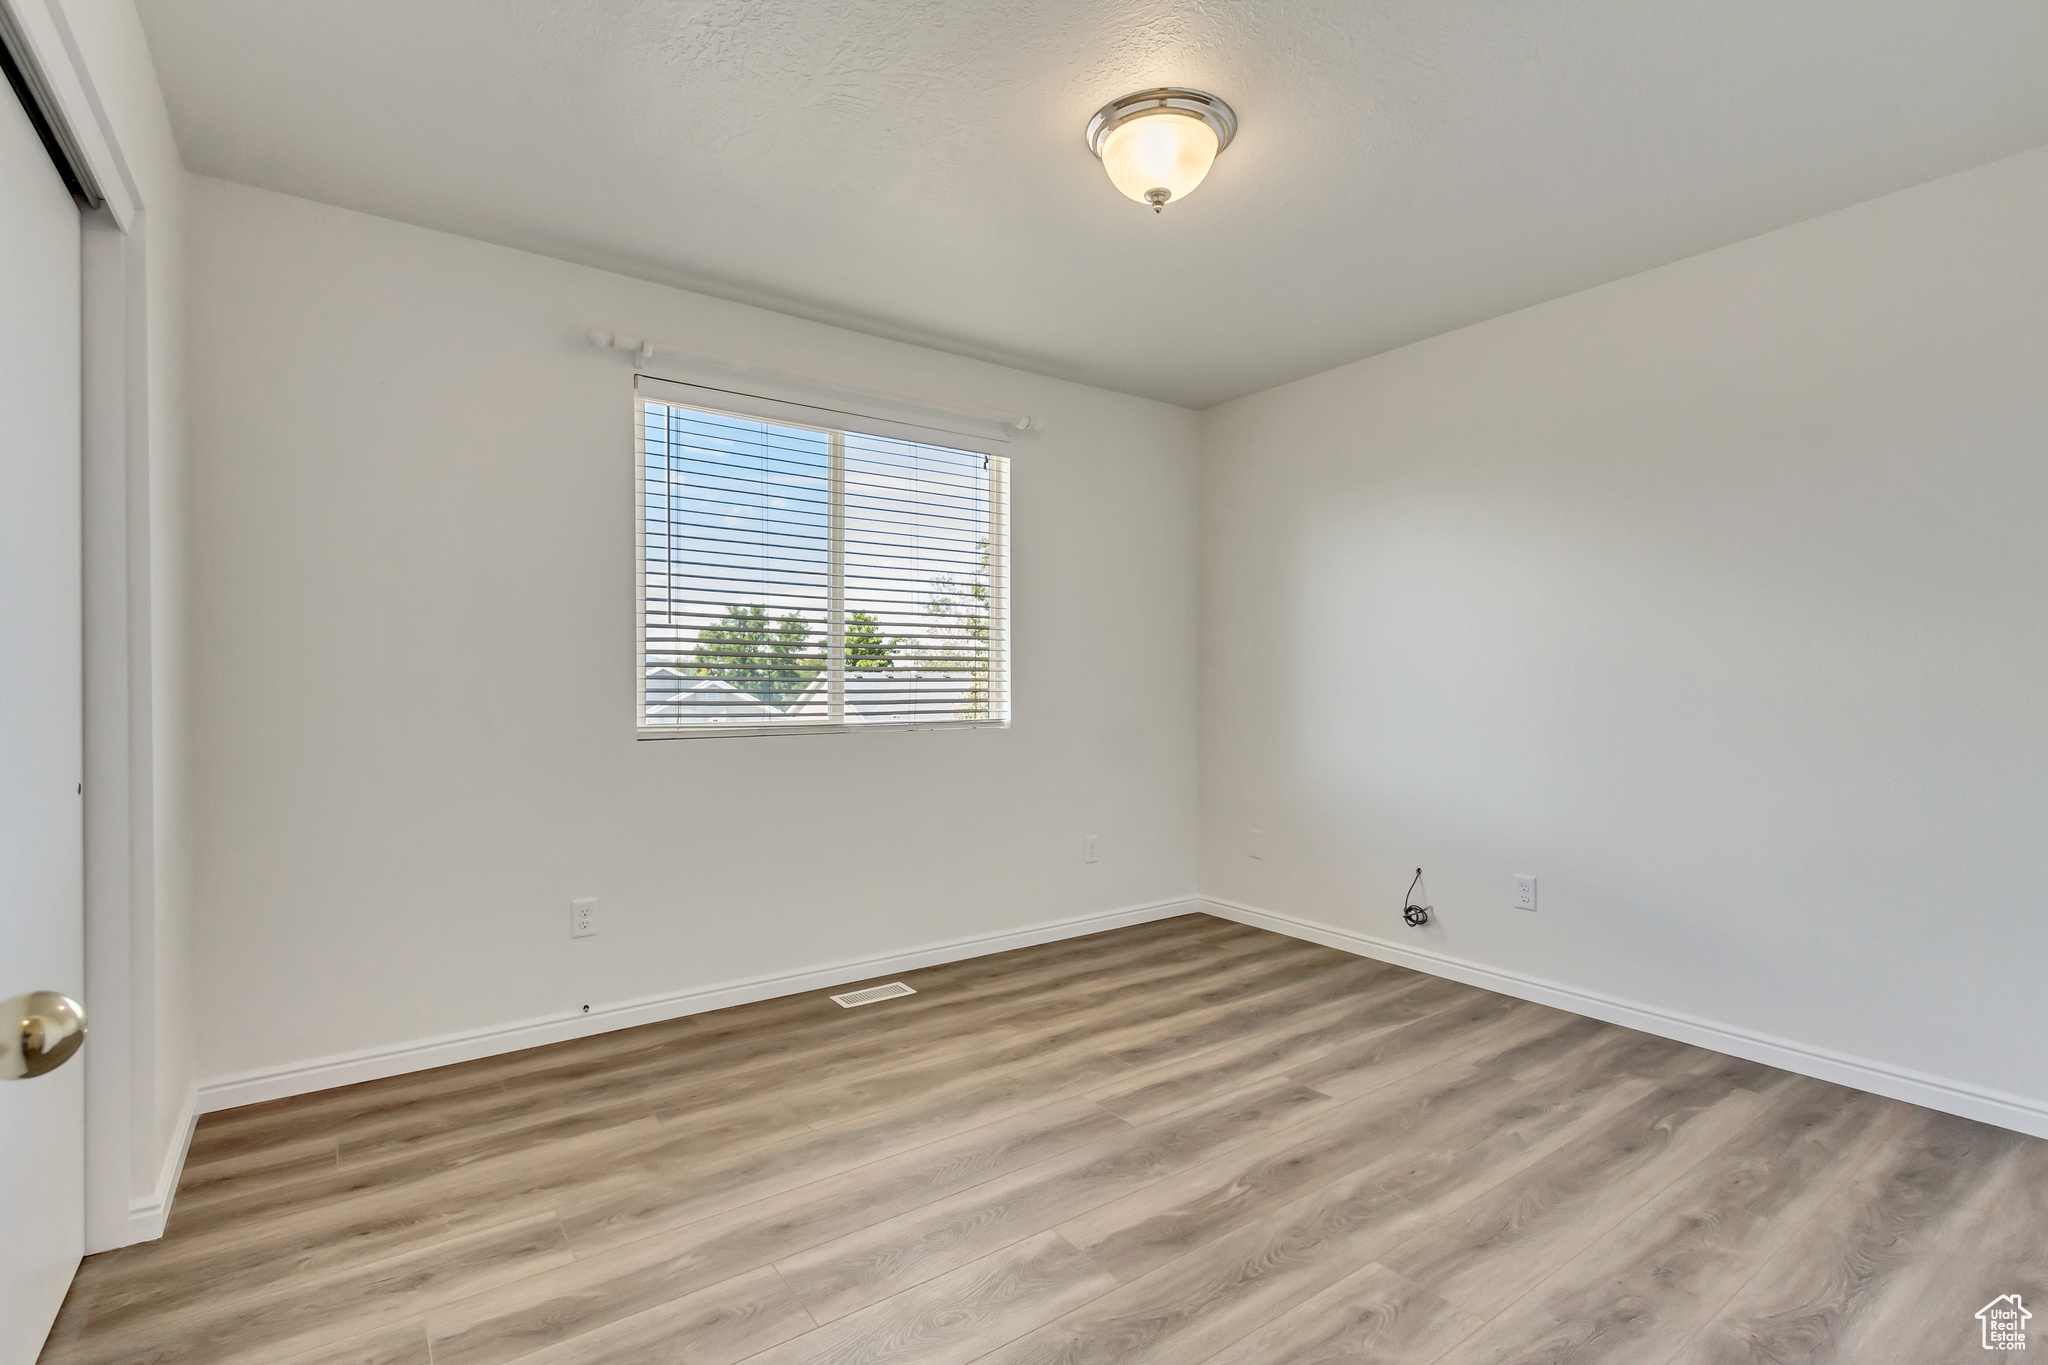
2,0 -> 182,1253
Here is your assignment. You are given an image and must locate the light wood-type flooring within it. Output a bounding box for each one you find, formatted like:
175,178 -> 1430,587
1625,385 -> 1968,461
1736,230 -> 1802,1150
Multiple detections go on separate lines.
39,914 -> 2048,1365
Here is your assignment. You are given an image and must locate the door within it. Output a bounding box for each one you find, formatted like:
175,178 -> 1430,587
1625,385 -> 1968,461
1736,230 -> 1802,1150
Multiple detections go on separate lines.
0,67 -> 86,1365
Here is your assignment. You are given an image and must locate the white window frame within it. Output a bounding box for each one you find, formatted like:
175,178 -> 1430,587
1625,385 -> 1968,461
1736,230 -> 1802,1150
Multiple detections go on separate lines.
635,375 -> 1010,739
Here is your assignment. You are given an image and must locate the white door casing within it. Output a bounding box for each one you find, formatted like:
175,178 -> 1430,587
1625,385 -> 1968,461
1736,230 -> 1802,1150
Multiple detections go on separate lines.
0,70 -> 87,1365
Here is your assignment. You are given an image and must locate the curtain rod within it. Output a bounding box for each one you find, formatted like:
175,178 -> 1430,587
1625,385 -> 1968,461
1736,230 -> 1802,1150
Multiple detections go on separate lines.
586,329 -> 1047,435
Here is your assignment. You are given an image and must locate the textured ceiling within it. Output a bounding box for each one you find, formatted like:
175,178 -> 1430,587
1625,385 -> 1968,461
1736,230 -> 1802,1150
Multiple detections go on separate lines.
137,0 -> 2048,408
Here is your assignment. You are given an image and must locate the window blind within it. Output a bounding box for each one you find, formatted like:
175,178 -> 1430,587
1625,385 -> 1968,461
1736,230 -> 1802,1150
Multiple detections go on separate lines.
638,383 -> 1009,736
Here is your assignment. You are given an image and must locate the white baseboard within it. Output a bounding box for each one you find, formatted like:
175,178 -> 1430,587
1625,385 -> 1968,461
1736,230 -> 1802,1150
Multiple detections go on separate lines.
196,896 -> 1204,1115
124,1083 -> 199,1243
1202,896 -> 2048,1141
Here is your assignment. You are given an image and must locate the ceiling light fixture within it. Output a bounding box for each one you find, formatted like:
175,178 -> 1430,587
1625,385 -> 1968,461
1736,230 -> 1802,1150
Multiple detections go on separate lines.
1086,88 -> 1237,213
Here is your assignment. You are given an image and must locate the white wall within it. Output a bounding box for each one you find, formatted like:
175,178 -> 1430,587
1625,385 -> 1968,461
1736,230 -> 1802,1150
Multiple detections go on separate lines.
1201,144 -> 2048,1133
185,176 -> 1200,1087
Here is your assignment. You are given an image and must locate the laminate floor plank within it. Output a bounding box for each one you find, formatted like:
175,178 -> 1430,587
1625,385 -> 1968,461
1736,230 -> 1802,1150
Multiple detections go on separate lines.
972,1035 -> 1676,1365
170,1012 -> 1120,1278
600,935 -> 1327,1137
425,1098 -> 1125,1365
1090,969 -> 1473,1115
183,916 -> 1243,1161
1671,1106 -> 2033,1365
775,1077 -> 1335,1324
738,1232 -> 1114,1365
607,927 -> 1301,1102
204,921 -> 1272,1208
46,1212 -> 573,1365
1685,1051 -> 1785,1092
455,1264 -> 816,1365
1373,1070 -> 1773,1319
334,923 -> 1272,1174
174,1133 -> 343,1207
181,1069 -> 515,1163
1434,1077 -> 1902,1365
1825,1131 -> 2048,1361
1054,1007 -> 1637,1285
64,1116 -> 674,1333
168,1109 -> 665,1244
1282,993 -> 1560,1101
1196,1261 -> 1485,1365
755,948 -> 1356,1134
272,1317 -> 434,1365
775,946 -> 1377,1129
554,1057 -> 1139,1253
647,916 -> 1276,1060
1079,973 -> 1453,1127
40,915 -> 2048,1365
1101,968 -> 1476,1082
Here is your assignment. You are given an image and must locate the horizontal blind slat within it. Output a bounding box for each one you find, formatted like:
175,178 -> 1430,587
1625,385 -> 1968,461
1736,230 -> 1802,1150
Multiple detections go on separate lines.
643,397 -> 1005,727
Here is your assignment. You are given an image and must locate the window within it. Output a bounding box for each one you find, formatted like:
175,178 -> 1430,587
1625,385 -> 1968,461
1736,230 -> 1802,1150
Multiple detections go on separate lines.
637,376 -> 1010,736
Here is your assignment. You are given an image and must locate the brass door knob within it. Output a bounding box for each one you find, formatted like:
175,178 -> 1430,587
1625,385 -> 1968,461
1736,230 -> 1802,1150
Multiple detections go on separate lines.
1,992 -> 86,1079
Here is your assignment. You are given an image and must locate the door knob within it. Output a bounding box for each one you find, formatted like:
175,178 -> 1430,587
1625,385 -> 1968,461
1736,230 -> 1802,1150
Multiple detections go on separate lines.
1,992 -> 86,1079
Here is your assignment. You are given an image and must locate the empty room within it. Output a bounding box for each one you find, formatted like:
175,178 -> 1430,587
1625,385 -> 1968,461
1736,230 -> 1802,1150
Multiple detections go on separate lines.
4,2 -> 2047,1362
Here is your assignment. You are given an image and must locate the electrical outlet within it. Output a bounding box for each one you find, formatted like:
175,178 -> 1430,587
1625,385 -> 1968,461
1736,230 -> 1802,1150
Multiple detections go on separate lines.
1085,835 -> 1099,864
571,897 -> 597,938
1513,876 -> 1537,911
1246,828 -> 1266,860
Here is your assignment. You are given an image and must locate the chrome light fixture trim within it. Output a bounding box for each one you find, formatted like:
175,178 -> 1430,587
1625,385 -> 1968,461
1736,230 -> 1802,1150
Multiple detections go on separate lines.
1085,88 -> 1238,159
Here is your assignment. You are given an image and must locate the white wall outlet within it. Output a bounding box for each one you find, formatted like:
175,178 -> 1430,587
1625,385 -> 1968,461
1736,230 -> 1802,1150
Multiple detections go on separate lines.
1246,828 -> 1266,859
571,897 -> 597,938
1085,835 -> 1099,864
1513,876 -> 1538,911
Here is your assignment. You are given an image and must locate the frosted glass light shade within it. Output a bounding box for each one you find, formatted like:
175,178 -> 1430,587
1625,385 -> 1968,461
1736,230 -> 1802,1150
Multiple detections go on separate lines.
1098,113 -> 1219,209
1087,90 -> 1236,213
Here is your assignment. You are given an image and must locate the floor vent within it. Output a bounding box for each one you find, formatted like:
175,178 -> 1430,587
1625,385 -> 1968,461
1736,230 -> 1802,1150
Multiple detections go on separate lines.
830,981 -> 916,1008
